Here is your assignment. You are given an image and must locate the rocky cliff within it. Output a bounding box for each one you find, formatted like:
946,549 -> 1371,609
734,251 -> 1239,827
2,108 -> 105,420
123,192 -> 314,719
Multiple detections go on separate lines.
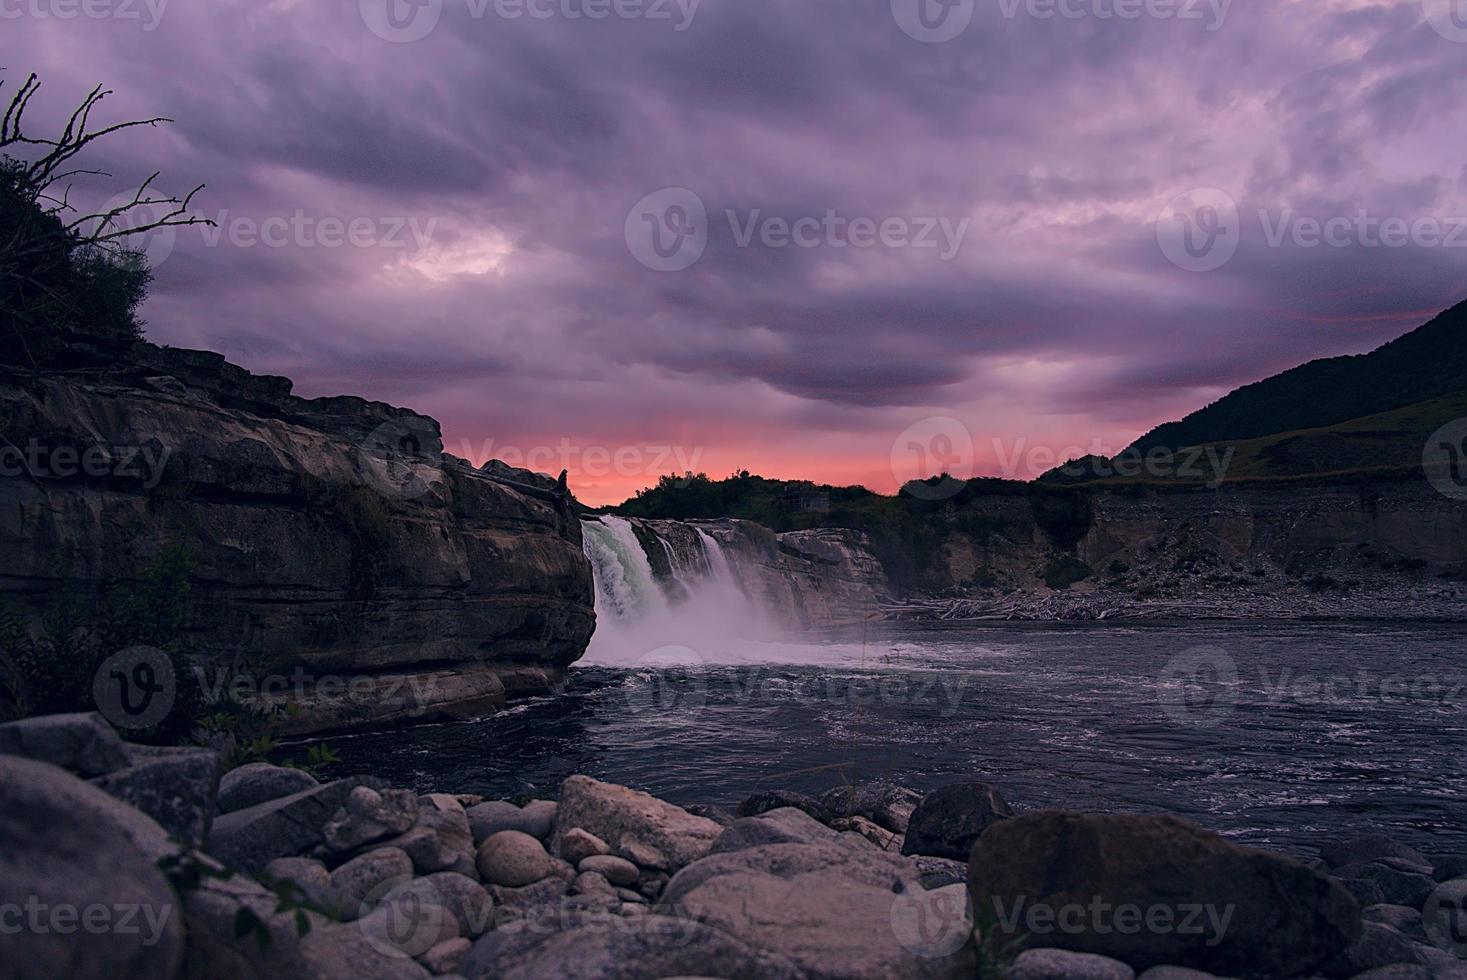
0,345 -> 595,733
595,475 -> 1467,626
905,477 -> 1467,619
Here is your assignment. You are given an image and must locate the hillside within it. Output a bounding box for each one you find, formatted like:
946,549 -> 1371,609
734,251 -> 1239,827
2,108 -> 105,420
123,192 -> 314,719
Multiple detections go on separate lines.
1044,389 -> 1467,487
1129,300 -> 1467,455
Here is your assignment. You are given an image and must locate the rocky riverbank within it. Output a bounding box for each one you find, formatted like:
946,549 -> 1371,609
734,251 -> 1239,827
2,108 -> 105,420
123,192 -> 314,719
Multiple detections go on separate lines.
3,711 -> 1465,980
888,584 -> 1467,623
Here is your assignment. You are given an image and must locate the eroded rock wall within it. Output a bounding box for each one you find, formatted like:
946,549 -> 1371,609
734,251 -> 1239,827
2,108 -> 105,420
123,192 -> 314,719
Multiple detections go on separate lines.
0,345 -> 595,732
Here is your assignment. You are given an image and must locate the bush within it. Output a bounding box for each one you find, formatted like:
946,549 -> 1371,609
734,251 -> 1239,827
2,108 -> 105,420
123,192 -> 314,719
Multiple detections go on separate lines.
0,73 -> 207,368
0,547 -> 205,741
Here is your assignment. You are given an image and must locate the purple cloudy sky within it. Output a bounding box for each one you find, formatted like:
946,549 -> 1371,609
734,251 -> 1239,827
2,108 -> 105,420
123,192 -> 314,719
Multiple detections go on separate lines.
6,0 -> 1467,503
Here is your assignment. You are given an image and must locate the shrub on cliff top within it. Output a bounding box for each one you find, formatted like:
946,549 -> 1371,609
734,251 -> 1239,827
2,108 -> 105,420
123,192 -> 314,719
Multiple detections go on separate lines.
0,73 -> 209,368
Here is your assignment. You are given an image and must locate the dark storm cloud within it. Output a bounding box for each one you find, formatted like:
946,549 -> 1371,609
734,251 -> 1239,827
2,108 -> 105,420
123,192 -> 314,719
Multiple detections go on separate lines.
3,0 -> 1465,499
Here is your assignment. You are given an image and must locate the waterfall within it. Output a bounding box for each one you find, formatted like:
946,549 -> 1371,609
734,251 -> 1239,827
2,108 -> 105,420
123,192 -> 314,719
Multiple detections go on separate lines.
581,516 -> 668,620
580,516 -> 769,664
696,527 -> 737,588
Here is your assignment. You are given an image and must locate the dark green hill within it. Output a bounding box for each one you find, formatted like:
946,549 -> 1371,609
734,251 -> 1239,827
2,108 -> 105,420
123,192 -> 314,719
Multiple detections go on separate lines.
1129,300 -> 1467,455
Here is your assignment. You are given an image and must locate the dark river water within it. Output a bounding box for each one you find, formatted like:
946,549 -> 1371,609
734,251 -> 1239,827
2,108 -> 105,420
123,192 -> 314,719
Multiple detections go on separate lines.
312,621 -> 1467,857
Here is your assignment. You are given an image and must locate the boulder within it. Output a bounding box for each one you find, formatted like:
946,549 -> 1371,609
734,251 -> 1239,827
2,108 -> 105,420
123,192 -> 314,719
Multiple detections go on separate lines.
486,877 -> 570,925
1322,837 -> 1433,873
890,882 -> 974,961
262,856 -> 335,909
913,855 -> 968,889
178,869 -> 434,979
1423,876 -> 1467,958
557,827 -> 611,865
352,885 -> 462,964
466,801 -> 552,845
379,873 -> 495,939
737,789 -> 830,823
520,800 -> 557,840
0,711 -> 131,776
476,831 -> 562,887
1365,904 -> 1425,941
420,937 -> 471,975
1432,855 -> 1467,882
323,787 -> 419,854
1336,862 -> 1436,909
208,778 -> 365,873
684,802 -> 737,826
388,799 -> 474,875
1322,921 -> 1423,978
821,782 -> 924,833
217,763 -> 321,814
564,875 -> 620,912
550,775 -> 721,872
710,806 -> 839,854
836,814 -> 902,850
968,811 -> 1361,977
1134,969 -> 1231,980
1413,943 -> 1460,971
330,847 -> 414,921
0,756 -> 185,980
91,744 -> 224,846
667,838 -> 925,903
573,870 -> 618,898
1008,949 -> 1136,980
1344,967 -> 1433,980
577,855 -> 638,886
460,912 -> 807,980
901,782 -> 1012,860
1343,876 -> 1390,909
661,840 -> 972,979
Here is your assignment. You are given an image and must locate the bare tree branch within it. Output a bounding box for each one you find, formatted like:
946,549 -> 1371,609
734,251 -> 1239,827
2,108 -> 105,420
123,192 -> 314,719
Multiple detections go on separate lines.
2,72 -> 213,252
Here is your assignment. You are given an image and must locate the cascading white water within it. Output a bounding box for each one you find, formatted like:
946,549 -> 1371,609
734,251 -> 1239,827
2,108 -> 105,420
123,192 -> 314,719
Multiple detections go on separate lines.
580,517 -> 770,665
696,527 -> 738,589
581,516 -> 668,620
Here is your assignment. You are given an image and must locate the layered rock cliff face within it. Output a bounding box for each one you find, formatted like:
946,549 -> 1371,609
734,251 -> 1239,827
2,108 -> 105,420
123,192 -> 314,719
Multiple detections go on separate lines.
0,345 -> 595,732
915,479 -> 1467,618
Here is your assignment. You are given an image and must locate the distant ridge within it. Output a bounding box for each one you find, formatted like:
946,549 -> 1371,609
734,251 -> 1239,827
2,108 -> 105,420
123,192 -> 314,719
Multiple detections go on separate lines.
1129,300 -> 1467,455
